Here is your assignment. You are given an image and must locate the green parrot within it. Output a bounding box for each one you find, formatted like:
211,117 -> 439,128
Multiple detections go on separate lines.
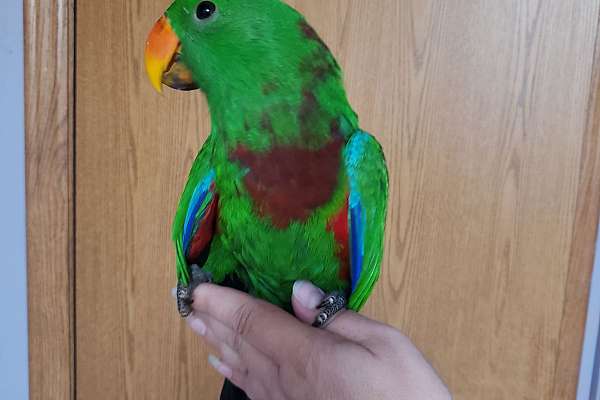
145,0 -> 388,327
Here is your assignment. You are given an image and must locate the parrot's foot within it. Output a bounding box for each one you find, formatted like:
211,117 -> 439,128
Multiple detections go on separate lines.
177,264 -> 213,318
312,292 -> 346,328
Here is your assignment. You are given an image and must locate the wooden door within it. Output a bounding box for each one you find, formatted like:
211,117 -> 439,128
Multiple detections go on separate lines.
27,0 -> 600,399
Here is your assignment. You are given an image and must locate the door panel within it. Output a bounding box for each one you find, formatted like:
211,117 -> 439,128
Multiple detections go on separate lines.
75,1 -> 600,398
25,0 -> 74,399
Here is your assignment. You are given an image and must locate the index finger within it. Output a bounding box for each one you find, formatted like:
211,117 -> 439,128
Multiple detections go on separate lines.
191,284 -> 322,365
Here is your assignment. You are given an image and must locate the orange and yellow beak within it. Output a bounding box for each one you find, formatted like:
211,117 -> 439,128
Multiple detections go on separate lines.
144,16 -> 198,93
145,16 -> 179,93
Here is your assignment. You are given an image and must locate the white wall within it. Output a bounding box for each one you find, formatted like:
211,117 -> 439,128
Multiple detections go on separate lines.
0,0 -> 29,398
578,218 -> 600,400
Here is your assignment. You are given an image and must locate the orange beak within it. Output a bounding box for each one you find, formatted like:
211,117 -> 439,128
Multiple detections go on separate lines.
144,16 -> 180,93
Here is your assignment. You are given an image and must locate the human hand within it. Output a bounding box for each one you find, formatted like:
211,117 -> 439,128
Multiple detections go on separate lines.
186,281 -> 451,400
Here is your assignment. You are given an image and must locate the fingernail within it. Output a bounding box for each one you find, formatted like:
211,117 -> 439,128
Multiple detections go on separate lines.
170,287 -> 177,299
293,280 -> 325,309
187,316 -> 207,336
208,354 -> 233,379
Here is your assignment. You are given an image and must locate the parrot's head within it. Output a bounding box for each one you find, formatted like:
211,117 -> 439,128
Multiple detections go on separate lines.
144,0 -> 332,98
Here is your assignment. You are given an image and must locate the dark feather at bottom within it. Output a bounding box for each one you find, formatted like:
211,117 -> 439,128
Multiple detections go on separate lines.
220,379 -> 250,400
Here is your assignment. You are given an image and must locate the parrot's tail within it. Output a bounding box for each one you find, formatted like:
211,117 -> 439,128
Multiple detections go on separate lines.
220,379 -> 250,400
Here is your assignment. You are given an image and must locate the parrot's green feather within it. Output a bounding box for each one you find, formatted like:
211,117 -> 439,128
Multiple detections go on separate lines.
172,134 -> 215,286
166,0 -> 388,311
345,132 -> 389,310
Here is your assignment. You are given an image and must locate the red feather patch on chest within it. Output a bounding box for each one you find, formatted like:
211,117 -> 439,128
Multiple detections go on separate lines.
231,136 -> 344,228
327,196 -> 350,281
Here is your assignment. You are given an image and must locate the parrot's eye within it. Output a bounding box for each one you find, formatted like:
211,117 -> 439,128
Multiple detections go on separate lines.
196,1 -> 217,20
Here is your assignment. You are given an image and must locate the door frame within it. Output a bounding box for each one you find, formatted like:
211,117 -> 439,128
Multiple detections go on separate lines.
24,0 -> 75,399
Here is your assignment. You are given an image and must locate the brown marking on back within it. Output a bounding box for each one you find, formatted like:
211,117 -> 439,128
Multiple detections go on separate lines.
299,20 -> 328,50
261,112 -> 274,133
298,90 -> 318,142
299,89 -> 318,123
330,119 -> 341,137
261,112 -> 276,142
230,136 -> 345,228
262,82 -> 278,95
299,47 -> 336,81
300,51 -> 336,80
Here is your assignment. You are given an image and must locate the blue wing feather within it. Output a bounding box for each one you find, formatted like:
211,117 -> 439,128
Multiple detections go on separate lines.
349,194 -> 364,292
346,133 -> 369,294
182,170 -> 216,252
344,131 -> 388,310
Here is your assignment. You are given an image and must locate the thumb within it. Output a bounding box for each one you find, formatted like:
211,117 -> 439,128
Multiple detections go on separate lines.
291,281 -> 325,324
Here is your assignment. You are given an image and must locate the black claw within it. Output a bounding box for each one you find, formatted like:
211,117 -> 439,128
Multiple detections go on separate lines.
176,265 -> 213,318
317,294 -> 337,309
313,292 -> 346,328
189,264 -> 213,292
177,282 -> 193,318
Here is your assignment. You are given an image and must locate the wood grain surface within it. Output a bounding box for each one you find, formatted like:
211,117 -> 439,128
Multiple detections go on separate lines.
73,1 -> 600,399
552,18 -> 600,398
25,0 -> 75,399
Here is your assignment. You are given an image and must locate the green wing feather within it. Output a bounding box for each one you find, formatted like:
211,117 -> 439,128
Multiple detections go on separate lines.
172,134 -> 216,285
345,131 -> 389,311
